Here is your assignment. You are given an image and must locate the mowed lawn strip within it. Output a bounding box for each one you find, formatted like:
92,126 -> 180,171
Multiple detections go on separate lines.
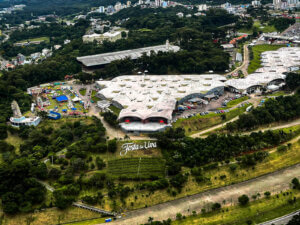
248,44 -> 285,74
172,189 -> 300,225
174,105 -> 248,135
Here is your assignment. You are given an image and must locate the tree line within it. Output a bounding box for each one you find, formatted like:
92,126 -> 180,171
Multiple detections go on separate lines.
226,92 -> 300,132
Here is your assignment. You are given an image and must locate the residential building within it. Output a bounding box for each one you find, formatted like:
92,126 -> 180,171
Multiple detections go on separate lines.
155,0 -> 161,7
82,31 -> 122,43
198,4 -> 208,11
99,6 -> 105,13
115,2 -> 122,11
252,0 -> 261,6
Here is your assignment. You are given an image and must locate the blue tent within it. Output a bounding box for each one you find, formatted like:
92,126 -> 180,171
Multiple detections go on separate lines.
71,108 -> 77,110
62,109 -> 67,112
56,95 -> 68,102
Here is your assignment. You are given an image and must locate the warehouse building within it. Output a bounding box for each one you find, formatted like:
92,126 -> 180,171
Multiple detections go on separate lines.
77,41 -> 180,70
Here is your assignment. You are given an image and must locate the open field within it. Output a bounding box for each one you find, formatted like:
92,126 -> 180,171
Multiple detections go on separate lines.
108,157 -> 166,179
247,44 -> 285,74
79,88 -> 86,96
109,105 -> 121,116
17,36 -> 50,44
238,21 -> 277,34
174,105 -> 249,135
5,132 -> 23,153
172,189 -> 300,225
1,207 -> 102,225
219,96 -> 250,109
267,91 -> 287,97
91,90 -> 101,103
66,217 -> 108,225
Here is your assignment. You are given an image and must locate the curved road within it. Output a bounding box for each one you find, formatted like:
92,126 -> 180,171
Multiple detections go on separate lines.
102,163 -> 300,225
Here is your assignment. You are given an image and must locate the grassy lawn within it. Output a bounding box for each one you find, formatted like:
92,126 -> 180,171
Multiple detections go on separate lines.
238,20 -> 276,34
138,28 -> 152,32
1,207 -> 102,225
5,132 -> 24,154
66,217 -> 109,225
248,44 -> 285,74
91,90 -> 101,102
109,105 -> 121,116
172,189 -> 300,225
79,88 -> 86,96
18,36 -> 50,44
220,96 -> 250,109
174,105 -> 249,136
267,91 -> 287,97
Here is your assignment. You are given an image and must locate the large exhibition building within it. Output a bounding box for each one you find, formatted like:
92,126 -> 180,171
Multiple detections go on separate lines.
96,47 -> 300,134
77,41 -> 180,70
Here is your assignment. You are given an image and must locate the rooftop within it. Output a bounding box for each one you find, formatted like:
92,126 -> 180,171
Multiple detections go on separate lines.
77,44 -> 180,67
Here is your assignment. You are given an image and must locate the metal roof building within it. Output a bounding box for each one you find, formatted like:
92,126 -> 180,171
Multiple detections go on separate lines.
77,42 -> 180,67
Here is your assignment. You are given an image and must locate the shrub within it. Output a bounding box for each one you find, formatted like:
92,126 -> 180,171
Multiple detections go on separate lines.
107,139 -> 117,153
238,194 -> 249,206
229,164 -> 238,172
277,145 -> 288,152
176,213 -> 182,220
82,195 -> 98,205
212,202 -> 221,210
292,178 -> 300,189
264,191 -> 271,198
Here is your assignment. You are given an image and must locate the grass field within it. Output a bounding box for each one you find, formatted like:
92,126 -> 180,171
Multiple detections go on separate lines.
174,105 -> 249,135
5,132 -> 23,153
108,157 -> 166,179
1,207 -> 102,225
267,91 -> 287,97
219,96 -> 250,109
172,189 -> 300,225
66,217 -> 108,225
91,90 -> 101,103
17,36 -> 50,44
79,88 -> 86,96
248,44 -> 285,74
238,21 -> 276,34
109,105 -> 121,116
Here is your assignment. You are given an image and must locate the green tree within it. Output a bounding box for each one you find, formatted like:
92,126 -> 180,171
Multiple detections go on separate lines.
107,139 -> 117,153
238,194 -> 249,206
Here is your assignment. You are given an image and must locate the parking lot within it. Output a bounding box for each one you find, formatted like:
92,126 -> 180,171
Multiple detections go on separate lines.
172,92 -> 245,121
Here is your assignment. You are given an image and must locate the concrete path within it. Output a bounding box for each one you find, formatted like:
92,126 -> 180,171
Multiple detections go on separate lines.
103,163 -> 300,225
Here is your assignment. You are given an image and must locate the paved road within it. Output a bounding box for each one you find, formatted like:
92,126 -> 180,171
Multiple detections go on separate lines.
190,96 -> 261,138
241,44 -> 249,76
260,210 -> 300,225
225,44 -> 249,76
102,163 -> 300,225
